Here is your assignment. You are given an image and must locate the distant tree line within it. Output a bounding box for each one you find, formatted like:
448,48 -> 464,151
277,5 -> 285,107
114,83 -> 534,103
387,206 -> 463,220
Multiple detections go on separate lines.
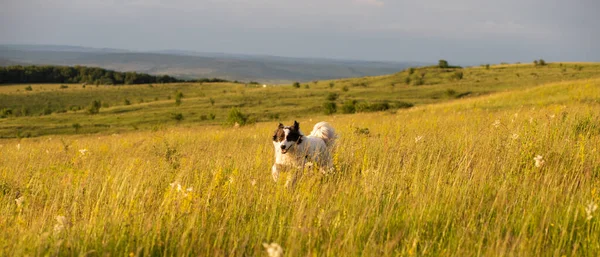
0,65 -> 233,85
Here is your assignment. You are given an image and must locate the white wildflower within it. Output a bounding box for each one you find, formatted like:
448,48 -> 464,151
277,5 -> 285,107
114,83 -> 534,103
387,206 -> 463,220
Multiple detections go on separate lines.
586,201 -> 598,221
414,136 -> 423,143
79,149 -> 88,155
53,215 -> 69,234
17,144 -> 21,150
15,196 -> 25,207
169,182 -> 192,197
534,155 -> 545,168
510,133 -> 519,140
549,114 -> 556,119
263,242 -> 284,257
529,117 -> 534,124
492,120 -> 501,128
251,179 -> 257,186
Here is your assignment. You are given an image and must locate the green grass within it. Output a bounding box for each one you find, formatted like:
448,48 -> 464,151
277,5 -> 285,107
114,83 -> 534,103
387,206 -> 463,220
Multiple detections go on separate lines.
1,62 -> 600,138
1,74 -> 599,256
1,63 -> 600,256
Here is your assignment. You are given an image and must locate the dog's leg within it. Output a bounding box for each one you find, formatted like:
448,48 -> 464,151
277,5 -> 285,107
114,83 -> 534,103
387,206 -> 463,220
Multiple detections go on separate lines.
271,164 -> 280,182
285,157 -> 306,189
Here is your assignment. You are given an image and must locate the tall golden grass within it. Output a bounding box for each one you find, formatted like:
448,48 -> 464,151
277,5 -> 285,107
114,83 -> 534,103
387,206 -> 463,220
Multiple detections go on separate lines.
1,79 -> 599,256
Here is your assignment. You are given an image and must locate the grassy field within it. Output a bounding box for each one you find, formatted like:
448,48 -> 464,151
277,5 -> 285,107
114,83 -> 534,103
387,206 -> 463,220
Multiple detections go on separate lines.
1,65 -> 599,256
1,62 -> 599,138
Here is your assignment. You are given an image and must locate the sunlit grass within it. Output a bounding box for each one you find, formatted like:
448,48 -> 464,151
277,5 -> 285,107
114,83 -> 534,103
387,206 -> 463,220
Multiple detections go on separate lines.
1,78 -> 599,256
2,62 -> 600,138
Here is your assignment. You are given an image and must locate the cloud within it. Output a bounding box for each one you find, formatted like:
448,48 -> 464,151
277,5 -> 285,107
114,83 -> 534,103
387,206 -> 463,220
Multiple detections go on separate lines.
353,0 -> 384,7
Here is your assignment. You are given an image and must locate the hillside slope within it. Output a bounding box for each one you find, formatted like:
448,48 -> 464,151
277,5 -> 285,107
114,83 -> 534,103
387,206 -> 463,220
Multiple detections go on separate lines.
1,75 -> 598,256
0,45 -> 419,83
0,62 -> 599,138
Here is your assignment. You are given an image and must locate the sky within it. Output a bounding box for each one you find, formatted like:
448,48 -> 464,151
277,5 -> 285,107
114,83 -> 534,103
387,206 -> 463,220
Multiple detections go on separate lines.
1,0 -> 598,64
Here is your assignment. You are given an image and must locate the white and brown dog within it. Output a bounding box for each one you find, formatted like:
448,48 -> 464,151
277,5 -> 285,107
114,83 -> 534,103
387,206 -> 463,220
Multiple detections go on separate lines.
271,121 -> 337,185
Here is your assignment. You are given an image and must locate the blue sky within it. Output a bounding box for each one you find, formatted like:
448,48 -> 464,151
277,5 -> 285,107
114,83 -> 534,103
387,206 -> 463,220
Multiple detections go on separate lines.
1,0 -> 598,64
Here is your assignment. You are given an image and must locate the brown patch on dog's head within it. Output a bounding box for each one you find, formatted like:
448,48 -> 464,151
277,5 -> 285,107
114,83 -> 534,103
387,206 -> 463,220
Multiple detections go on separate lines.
273,123 -> 285,142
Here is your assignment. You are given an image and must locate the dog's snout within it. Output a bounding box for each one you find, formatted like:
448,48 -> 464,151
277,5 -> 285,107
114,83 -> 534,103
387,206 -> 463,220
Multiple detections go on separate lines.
280,145 -> 286,150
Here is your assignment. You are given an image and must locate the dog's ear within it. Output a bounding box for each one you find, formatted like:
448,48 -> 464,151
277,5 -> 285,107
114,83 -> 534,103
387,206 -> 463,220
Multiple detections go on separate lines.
278,123 -> 283,129
293,120 -> 299,130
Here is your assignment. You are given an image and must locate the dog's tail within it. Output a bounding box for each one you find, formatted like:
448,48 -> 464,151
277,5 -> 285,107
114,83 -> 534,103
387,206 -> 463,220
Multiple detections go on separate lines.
309,121 -> 337,148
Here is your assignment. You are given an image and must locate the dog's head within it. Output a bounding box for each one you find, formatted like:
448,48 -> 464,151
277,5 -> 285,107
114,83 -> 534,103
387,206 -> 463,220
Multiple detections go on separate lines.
272,121 -> 303,154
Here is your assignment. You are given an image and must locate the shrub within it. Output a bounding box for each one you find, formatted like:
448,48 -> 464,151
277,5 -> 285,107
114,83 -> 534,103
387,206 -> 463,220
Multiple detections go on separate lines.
355,102 -> 370,113
413,77 -> 425,86
326,93 -> 339,101
0,108 -> 12,118
25,85 -> 33,91
446,89 -> 457,96
59,85 -> 69,89
124,99 -> 131,105
209,97 -> 215,106
408,67 -> 415,75
323,102 -> 337,115
354,127 -> 370,136
209,113 -> 216,120
293,82 -> 301,88
341,100 -> 357,114
342,86 -> 349,92
171,113 -> 184,121
72,123 -> 81,133
87,100 -> 101,115
369,102 -> 390,112
485,64 -> 490,70
175,91 -> 183,106
329,82 -> 335,88
404,77 -> 411,85
227,108 -> 248,126
393,101 -> 414,109
452,71 -> 464,80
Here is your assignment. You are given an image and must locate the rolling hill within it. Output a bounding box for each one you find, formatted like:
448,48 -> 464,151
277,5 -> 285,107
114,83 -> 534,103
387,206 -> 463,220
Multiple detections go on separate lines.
0,44 -> 422,83
0,62 -> 598,138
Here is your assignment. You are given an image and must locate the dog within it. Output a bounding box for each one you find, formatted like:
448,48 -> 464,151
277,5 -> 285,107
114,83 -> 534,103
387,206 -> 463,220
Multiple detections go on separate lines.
271,121 -> 337,185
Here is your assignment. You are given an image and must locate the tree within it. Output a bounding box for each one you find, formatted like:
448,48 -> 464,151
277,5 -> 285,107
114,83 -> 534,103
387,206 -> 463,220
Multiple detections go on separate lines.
87,100 -> 101,115
227,108 -> 248,126
539,59 -> 546,66
438,60 -> 449,68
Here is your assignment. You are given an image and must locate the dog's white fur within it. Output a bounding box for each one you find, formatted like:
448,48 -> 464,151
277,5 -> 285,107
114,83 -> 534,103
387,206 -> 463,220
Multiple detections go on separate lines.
271,121 -> 337,185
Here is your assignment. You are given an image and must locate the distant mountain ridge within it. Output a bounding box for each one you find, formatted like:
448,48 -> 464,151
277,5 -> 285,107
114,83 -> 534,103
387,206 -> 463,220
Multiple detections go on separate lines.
0,44 -> 425,83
